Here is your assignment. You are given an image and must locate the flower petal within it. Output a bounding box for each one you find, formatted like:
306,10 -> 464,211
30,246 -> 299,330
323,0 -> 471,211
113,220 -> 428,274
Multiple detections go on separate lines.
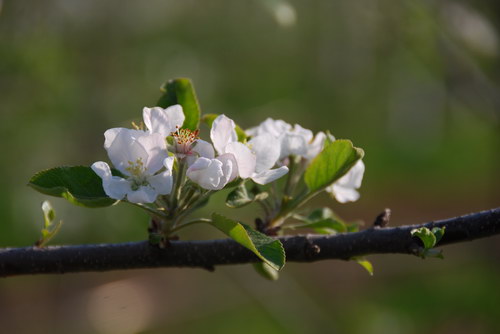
326,185 -> 360,203
251,166 -> 289,185
105,129 -> 149,175
163,156 -> 175,171
217,153 -> 238,184
136,132 -> 168,174
91,161 -> 130,200
126,186 -> 158,203
210,114 -> 237,155
225,141 -> 256,179
247,118 -> 292,138
91,161 -> 112,179
291,124 -> 314,143
187,157 -> 224,190
248,133 -> 280,173
143,105 -> 185,136
279,132 -> 308,159
325,160 -> 365,203
193,139 -> 215,159
148,170 -> 173,195
304,131 -> 326,160
104,128 -> 124,150
336,160 -> 365,189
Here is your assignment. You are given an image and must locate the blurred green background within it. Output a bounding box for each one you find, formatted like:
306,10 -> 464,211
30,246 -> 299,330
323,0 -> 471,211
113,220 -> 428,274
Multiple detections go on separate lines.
0,0 -> 499,333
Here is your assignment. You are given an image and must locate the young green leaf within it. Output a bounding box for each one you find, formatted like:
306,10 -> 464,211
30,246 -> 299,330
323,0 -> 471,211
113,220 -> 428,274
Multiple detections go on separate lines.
201,113 -> 247,142
36,200 -> 63,247
226,183 -> 268,208
28,166 -> 119,208
252,262 -> 280,281
411,227 -> 447,259
157,78 -> 200,131
352,257 -> 374,276
432,226 -> 446,244
411,227 -> 437,249
304,139 -> 364,193
210,213 -> 285,270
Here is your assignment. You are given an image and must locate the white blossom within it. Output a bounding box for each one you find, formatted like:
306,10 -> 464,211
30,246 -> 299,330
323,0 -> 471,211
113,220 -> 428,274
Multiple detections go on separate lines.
187,115 -> 288,190
92,128 -> 173,203
247,117 -> 327,160
143,105 -> 214,164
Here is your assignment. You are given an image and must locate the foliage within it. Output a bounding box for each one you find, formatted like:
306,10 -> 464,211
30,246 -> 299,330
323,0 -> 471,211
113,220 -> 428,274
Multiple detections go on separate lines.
411,227 -> 446,259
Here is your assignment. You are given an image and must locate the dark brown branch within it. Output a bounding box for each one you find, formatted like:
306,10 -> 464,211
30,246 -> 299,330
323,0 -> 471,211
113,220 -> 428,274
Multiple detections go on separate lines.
0,208 -> 499,277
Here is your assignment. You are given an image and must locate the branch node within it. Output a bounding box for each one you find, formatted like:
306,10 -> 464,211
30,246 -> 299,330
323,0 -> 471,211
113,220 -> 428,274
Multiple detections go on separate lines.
304,236 -> 321,258
373,208 -> 391,228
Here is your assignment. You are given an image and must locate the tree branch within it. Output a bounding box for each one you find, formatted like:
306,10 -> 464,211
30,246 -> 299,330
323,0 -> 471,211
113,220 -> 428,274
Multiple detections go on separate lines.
0,208 -> 499,277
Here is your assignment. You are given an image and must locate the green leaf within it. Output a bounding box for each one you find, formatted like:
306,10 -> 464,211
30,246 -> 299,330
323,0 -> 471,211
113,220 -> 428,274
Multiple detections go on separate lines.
411,227 -> 436,249
158,78 -> 200,131
352,257 -> 374,276
346,221 -> 362,233
304,139 -> 364,193
201,113 -> 247,142
211,213 -> 285,270
431,226 -> 446,244
292,208 -> 347,234
301,219 -> 347,235
226,183 -> 268,208
307,207 -> 335,222
28,166 -> 119,208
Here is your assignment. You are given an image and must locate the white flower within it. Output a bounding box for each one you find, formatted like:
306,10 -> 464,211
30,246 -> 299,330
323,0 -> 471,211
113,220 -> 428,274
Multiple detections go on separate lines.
247,118 -> 291,138
92,128 -> 173,203
144,105 -> 214,164
170,127 -> 214,165
143,105 -> 184,136
247,118 -> 327,161
210,114 -> 256,179
325,160 -> 365,203
187,115 -> 288,190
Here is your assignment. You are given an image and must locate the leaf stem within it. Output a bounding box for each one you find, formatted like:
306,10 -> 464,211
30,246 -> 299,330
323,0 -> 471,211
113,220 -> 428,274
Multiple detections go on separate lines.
269,189 -> 318,228
169,218 -> 212,233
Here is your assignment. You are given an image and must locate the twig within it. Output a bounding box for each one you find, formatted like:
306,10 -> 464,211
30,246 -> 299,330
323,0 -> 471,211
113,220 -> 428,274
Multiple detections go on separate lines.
0,207 -> 498,277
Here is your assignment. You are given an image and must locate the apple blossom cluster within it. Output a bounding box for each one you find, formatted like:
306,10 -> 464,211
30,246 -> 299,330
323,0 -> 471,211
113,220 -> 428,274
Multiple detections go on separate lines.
247,118 -> 365,203
91,105 -> 364,206
27,79 -> 366,271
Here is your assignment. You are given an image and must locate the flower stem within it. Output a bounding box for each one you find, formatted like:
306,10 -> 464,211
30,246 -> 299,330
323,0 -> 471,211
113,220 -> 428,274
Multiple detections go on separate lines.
283,155 -> 300,196
269,189 -> 318,228
174,190 -> 213,225
169,159 -> 187,213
